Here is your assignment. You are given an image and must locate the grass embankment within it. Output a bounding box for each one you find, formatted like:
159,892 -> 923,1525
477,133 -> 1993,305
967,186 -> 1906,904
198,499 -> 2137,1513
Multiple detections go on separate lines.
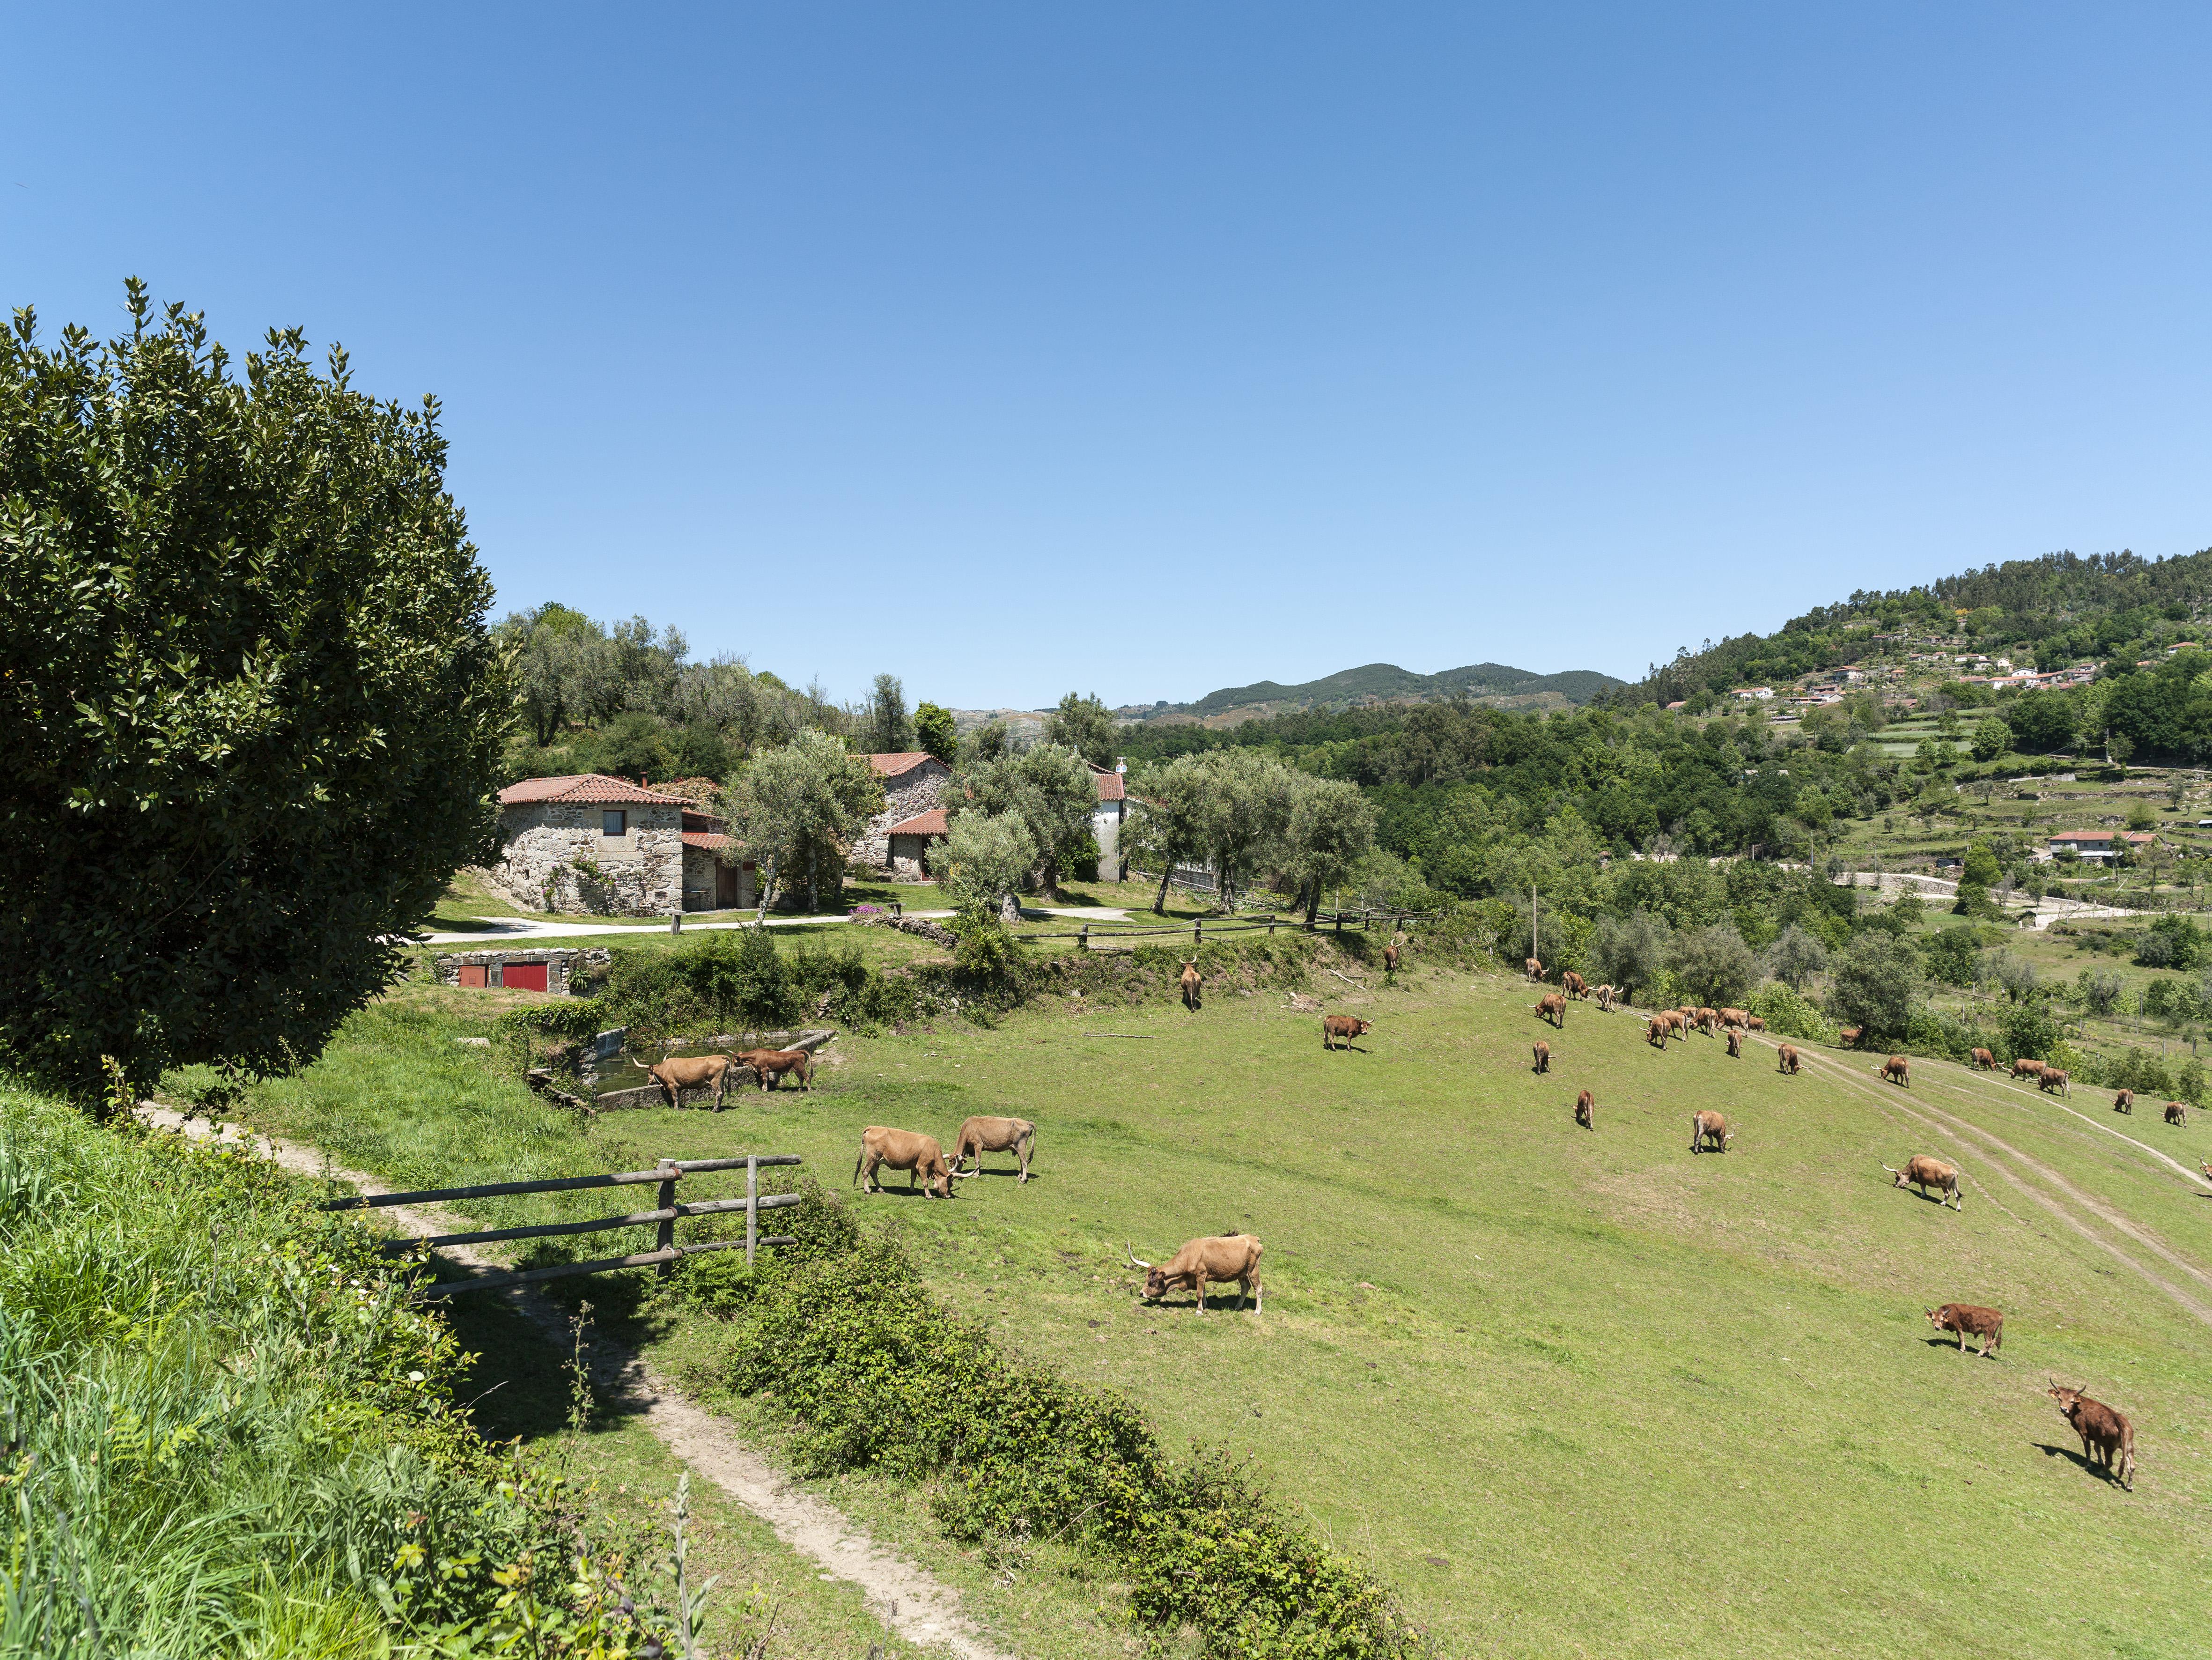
206,952 -> 2212,1658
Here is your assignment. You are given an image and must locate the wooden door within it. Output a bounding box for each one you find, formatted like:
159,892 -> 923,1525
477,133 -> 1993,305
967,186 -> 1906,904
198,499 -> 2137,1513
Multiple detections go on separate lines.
457,965 -> 487,988
717,863 -> 738,907
503,962 -> 548,992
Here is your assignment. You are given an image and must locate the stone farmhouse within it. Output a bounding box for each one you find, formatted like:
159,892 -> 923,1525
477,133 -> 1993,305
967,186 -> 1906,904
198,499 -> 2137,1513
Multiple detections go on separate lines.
873,758 -> 1132,883
492,775 -> 754,915
855,753 -> 953,876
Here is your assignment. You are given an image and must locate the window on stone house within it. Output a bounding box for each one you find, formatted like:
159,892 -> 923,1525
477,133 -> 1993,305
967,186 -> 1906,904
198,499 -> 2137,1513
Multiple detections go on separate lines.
603,810 -> 626,836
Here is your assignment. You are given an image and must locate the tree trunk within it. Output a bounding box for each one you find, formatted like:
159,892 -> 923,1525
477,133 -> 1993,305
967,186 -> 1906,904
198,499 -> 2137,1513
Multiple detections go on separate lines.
1154,863 -> 1174,914
1304,878 -> 1320,926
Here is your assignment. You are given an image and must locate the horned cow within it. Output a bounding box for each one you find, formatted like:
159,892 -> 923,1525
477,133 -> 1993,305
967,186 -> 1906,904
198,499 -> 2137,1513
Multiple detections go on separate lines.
1646,1016 -> 1670,1050
2039,1069 -> 2072,1096
2012,1057 -> 2047,1082
1926,1303 -> 2003,1358
1970,1047 -> 1998,1070
1839,1026 -> 1865,1049
1689,1110 -> 1734,1154
1322,1015 -> 1371,1050
1562,969 -> 1587,999
1595,984 -> 1617,1011
853,1126 -> 964,1199
1128,1235 -> 1263,1314
1525,957 -> 1545,982
1383,943 -> 1401,976
1884,1155 -> 1961,1210
1880,1055 -> 1911,1089
646,1053 -> 738,1111
740,1048 -> 812,1092
1179,959 -> 1203,1011
1743,1015 -> 1767,1033
952,1115 -> 1037,1183
2046,1381 -> 2136,1490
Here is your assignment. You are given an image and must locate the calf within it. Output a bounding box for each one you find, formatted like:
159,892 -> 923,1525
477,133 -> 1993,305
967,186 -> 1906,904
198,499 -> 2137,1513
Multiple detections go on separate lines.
1839,1026 -> 1865,1049
741,1048 -> 812,1092
1525,956 -> 1545,982
2012,1057 -> 2047,1082
1776,1044 -> 1800,1075
1322,1014 -> 1371,1050
1880,1055 -> 1910,1089
647,1053 -> 738,1111
2165,1101 -> 2189,1126
853,1127 -> 965,1199
1383,944 -> 1401,976
2046,1381 -> 2136,1490
1646,1016 -> 1670,1050
1595,984 -> 1617,1011
1725,1026 -> 1743,1058
1970,1047 -> 1998,1071
1884,1155 -> 1962,1210
1925,1303 -> 2003,1358
1128,1235 -> 1263,1314
2113,1089 -> 2134,1115
1562,969 -> 1586,999
952,1114 -> 1037,1183
2039,1069 -> 2071,1096
1744,1015 -> 1767,1034
1574,1089 -> 1595,1130
1689,1110 -> 1734,1154
1179,959 -> 1203,1011
1534,992 -> 1566,1028
1532,1040 -> 1551,1074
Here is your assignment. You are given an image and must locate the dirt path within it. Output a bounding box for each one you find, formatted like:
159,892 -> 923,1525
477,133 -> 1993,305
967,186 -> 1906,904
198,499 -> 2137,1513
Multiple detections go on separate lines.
135,1106 -> 1018,1660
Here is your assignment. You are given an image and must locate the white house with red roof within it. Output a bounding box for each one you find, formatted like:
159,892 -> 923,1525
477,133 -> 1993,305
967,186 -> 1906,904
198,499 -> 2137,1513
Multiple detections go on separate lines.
493,775 -> 752,914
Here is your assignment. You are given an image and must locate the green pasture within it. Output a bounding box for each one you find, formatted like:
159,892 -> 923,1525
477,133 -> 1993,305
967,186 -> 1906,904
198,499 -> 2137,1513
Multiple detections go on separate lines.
205,962 -> 2212,1658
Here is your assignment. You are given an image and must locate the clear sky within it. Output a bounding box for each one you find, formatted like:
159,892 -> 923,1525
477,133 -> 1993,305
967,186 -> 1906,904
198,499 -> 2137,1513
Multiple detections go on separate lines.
6,5 -> 2209,708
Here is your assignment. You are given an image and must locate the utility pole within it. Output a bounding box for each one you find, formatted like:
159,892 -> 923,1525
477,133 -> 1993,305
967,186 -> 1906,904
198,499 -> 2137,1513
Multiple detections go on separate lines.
1532,885 -> 1539,967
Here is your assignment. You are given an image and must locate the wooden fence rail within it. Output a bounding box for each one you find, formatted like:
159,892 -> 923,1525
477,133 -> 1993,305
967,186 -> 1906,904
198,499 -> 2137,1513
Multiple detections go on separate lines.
320,1153 -> 804,1300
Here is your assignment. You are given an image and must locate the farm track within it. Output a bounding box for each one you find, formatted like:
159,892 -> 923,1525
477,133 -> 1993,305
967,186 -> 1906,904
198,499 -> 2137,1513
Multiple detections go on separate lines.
133,1105 -> 1018,1660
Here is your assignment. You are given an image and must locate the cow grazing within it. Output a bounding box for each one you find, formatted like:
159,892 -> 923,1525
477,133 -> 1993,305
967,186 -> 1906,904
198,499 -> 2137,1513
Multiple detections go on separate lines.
2039,1069 -> 2071,1096
952,1115 -> 1037,1183
2113,1089 -> 2134,1114
1718,1007 -> 1749,1029
1383,944 -> 1401,976
2046,1381 -> 2136,1490
2166,1101 -> 2189,1126
1744,1015 -> 1767,1033
1596,985 -> 1617,1011
1574,1089 -> 1595,1130
1971,1047 -> 1998,1071
1562,969 -> 1586,999
647,1053 -> 738,1111
1322,1014 -> 1371,1050
1663,1010 -> 1689,1037
1532,1040 -> 1551,1074
1646,1016 -> 1670,1050
1690,1110 -> 1734,1154
1777,1044 -> 1800,1075
1179,960 -> 1203,1011
1839,1026 -> 1865,1049
1925,1303 -> 2003,1358
1880,1055 -> 1911,1089
741,1048 -> 813,1092
1696,1007 -> 1721,1035
1884,1156 -> 1962,1210
1725,1026 -> 1744,1058
853,1127 -> 965,1198
1128,1235 -> 1264,1314
1525,957 -> 1545,982
2012,1057 -> 2047,1082
1534,993 -> 1566,1028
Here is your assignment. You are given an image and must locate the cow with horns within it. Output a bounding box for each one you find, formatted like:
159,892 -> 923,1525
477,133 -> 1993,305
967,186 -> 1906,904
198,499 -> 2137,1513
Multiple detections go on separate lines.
1127,1235 -> 1264,1314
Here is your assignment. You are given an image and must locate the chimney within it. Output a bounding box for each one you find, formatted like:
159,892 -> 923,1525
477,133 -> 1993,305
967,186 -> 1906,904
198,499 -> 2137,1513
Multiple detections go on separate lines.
1116,757 -> 1128,773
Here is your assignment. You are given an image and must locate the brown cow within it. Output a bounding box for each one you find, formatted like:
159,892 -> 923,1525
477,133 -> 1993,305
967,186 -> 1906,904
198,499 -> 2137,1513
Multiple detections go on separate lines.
853,1127 -> 965,1198
1646,1016 -> 1670,1050
1693,1007 -> 1720,1035
2039,1069 -> 2071,1096
2012,1057 -> 2047,1082
1776,1044 -> 1800,1075
1838,1026 -> 1864,1049
1574,1089 -> 1595,1130
1884,1156 -> 1962,1210
1663,1010 -> 1689,1037
2113,1089 -> 2134,1114
1725,1026 -> 1743,1058
1689,1110 -> 1734,1154
1880,1055 -> 1910,1089
1383,943 -> 1401,976
741,1048 -> 813,1092
1595,984 -> 1617,1011
1926,1303 -> 2003,1358
1744,1015 -> 1767,1033
1525,956 -> 1545,982
1718,1007 -> 1749,1030
1322,1014 -> 1371,1050
1179,960 -> 1203,1011
952,1115 -> 1037,1183
1970,1047 -> 1998,1071
2046,1380 -> 2136,1489
1534,993 -> 1566,1028
1128,1235 -> 1263,1314
1562,969 -> 1586,1000
1532,1040 -> 1551,1074
647,1053 -> 738,1111
2166,1101 -> 2189,1126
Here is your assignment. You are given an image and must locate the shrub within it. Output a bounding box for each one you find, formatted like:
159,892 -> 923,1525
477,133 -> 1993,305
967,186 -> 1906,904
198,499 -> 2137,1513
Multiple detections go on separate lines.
1747,982 -> 1838,1044
2003,1002 -> 2065,1062
1828,933 -> 1920,1040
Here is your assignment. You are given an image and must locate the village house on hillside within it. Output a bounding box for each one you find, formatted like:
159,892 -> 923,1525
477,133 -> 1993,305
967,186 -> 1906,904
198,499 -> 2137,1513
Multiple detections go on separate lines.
854,753 -> 952,874
2044,829 -> 2157,865
871,757 -> 1133,883
491,775 -> 753,914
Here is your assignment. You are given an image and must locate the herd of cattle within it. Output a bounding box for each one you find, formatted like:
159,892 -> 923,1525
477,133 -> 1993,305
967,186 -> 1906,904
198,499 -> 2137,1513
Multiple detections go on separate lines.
1506,951 -> 2148,1491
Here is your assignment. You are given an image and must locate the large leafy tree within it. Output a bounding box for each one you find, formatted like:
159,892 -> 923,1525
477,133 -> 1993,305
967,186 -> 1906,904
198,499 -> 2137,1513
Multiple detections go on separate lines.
1282,774 -> 1376,923
1043,691 -> 1120,768
0,284 -> 513,1093
722,729 -> 884,913
955,745 -> 1096,899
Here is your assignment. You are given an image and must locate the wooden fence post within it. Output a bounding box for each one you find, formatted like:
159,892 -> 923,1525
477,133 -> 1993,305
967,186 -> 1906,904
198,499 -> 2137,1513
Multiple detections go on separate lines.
656,1159 -> 678,1278
745,1154 -> 759,1267
1081,924 -> 1090,952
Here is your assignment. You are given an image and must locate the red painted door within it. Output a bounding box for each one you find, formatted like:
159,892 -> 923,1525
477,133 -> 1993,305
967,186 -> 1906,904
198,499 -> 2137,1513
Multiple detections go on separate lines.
457,965 -> 487,988
503,962 -> 548,992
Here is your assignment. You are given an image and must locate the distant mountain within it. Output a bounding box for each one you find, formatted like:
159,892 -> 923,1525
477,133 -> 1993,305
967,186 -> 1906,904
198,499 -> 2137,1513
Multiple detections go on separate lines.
1127,661 -> 1626,725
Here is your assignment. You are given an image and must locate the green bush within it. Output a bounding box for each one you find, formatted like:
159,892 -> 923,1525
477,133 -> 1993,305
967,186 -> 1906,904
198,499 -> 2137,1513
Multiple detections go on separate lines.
1747,982 -> 1838,1044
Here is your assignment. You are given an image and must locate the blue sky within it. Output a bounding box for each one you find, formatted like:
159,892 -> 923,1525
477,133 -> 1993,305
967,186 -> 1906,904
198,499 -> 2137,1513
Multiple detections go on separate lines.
6,5 -> 2209,708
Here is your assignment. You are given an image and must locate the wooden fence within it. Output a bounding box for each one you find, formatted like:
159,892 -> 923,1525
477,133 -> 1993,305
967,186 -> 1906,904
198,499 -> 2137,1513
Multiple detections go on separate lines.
320,1154 -> 803,1300
1020,907 -> 1444,949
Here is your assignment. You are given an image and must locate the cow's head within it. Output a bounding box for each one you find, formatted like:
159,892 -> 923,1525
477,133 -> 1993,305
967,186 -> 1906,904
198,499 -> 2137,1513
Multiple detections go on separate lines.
1882,1163 -> 1910,1188
1127,1244 -> 1171,1301
1352,1018 -> 1372,1036
2046,1378 -> 2085,1415
1923,1306 -> 1947,1329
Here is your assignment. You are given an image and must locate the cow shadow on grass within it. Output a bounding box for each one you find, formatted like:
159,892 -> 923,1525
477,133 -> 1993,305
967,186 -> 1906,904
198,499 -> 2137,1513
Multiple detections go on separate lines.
1920,1336 -> 1998,1356
2035,1442 -> 2130,1486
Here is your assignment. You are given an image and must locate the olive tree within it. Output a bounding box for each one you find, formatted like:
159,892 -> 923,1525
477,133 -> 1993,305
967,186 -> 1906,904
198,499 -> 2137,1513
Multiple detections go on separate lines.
1129,753 -> 1215,913
1042,691 -> 1120,768
1829,933 -> 1920,1040
0,286 -> 513,1096
1669,923 -> 1760,1008
722,728 -> 884,913
1589,910 -> 1671,1003
1764,924 -> 1829,990
927,811 -> 1036,922
1282,774 -> 1376,923
956,744 -> 1096,899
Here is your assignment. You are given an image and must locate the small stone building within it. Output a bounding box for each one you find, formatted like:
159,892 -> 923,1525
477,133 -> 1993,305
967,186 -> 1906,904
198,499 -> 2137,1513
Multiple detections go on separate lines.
855,753 -> 952,874
432,946 -> 610,995
884,807 -> 948,879
1091,761 -> 1129,880
493,775 -> 753,914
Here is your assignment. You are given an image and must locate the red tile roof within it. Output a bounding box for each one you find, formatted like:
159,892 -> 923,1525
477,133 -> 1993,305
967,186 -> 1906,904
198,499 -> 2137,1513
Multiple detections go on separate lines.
867,752 -> 941,778
500,775 -> 687,806
681,831 -> 740,851
1091,766 -> 1126,802
886,808 -> 949,836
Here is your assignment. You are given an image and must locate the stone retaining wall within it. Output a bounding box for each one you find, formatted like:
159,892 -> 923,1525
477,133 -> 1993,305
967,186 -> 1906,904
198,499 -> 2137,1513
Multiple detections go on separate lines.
431,946 -> 611,996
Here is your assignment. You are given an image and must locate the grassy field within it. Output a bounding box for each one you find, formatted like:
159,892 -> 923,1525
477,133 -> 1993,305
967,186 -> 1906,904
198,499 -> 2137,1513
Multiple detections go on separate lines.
201,944 -> 2212,1658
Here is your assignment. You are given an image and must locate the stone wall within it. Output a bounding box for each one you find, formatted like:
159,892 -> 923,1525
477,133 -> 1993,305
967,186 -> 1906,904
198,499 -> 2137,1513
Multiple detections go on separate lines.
491,800 -> 684,915
854,759 -> 951,866
431,946 -> 611,996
